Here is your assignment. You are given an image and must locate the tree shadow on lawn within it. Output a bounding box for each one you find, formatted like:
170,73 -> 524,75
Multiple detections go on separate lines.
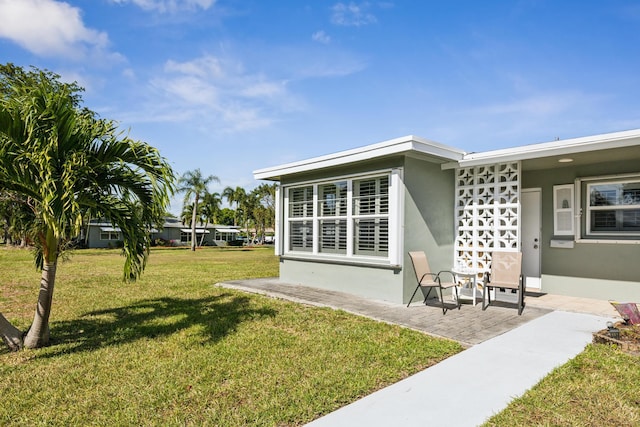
43,292 -> 277,357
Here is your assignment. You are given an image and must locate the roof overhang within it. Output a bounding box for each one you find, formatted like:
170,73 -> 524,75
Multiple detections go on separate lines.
100,227 -> 121,232
442,129 -> 640,170
215,228 -> 240,233
180,229 -> 210,234
254,135 -> 466,181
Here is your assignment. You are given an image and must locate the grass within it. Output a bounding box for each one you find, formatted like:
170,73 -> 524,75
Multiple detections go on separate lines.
0,246 -> 462,426
483,341 -> 640,426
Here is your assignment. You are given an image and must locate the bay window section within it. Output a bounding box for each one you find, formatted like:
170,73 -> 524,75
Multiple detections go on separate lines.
284,171 -> 397,263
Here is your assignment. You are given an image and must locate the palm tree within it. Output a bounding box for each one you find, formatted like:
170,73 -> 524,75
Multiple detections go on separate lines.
199,192 -> 221,246
0,190 -> 32,246
0,64 -> 174,350
254,183 -> 277,241
177,169 -> 219,251
222,186 -> 246,228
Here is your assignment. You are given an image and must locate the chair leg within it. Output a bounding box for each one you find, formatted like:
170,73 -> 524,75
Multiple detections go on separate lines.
437,286 -> 446,315
517,277 -> 525,315
422,287 -> 433,305
453,286 -> 461,310
482,285 -> 490,311
517,293 -> 523,315
407,284 -> 421,307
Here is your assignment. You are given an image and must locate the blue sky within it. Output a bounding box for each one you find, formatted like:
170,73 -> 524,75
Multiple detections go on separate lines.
2,1 -> 640,214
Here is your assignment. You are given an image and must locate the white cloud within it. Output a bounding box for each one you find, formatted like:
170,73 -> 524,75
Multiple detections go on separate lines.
331,2 -> 377,26
0,0 -> 114,60
292,52 -> 367,78
146,54 -> 295,132
160,74 -> 219,106
109,0 -> 215,13
475,92 -> 588,117
164,57 -> 226,79
312,30 -> 331,44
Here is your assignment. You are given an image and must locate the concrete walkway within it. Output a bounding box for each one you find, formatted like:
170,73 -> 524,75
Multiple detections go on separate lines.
306,311 -> 610,426
217,278 -> 618,426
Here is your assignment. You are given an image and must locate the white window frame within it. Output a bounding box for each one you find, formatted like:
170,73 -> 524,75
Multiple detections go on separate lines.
281,168 -> 403,266
553,184 -> 575,236
574,173 -> 640,243
286,185 -> 314,253
586,177 -> 640,237
317,181 -> 348,255
352,176 -> 389,257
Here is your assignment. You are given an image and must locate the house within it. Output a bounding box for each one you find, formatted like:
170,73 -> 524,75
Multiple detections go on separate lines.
85,217 -> 241,248
253,129 -> 640,304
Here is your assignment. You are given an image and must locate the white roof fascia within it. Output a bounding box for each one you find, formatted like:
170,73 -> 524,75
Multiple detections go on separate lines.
214,227 -> 240,233
254,135 -> 465,181
442,128 -> 640,170
180,228 -> 210,234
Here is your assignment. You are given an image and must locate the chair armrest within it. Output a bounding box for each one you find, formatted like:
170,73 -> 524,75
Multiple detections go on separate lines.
419,273 -> 439,282
436,270 -> 457,282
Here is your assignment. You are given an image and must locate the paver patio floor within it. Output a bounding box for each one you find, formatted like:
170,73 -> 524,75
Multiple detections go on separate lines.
217,277 -> 552,346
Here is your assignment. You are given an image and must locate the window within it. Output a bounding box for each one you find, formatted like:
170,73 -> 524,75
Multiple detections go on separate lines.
288,186 -> 313,252
353,176 -> 389,256
318,182 -> 347,254
283,171 -> 399,263
180,232 -> 191,243
587,178 -> 640,236
100,231 -> 119,240
553,184 -> 574,236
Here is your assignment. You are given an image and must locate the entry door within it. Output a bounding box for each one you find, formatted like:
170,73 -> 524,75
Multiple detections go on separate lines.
521,189 -> 541,289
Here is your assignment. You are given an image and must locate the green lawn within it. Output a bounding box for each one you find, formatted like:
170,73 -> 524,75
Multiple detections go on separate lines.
483,343 -> 640,426
0,247 -> 462,426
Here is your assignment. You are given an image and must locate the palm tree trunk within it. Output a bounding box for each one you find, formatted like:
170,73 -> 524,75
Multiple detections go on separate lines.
23,261 -> 57,349
199,220 -> 208,247
190,198 -> 198,251
0,312 -> 23,351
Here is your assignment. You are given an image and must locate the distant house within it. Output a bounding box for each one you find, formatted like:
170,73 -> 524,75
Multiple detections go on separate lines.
85,217 -> 241,248
254,129 -> 640,304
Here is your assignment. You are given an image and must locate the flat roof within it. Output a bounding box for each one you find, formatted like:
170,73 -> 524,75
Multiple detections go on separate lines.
442,128 -> 640,169
253,135 -> 466,181
253,129 -> 640,180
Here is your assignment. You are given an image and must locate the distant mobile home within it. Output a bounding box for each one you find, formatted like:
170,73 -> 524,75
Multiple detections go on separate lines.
254,129 -> 640,304
86,217 -> 240,248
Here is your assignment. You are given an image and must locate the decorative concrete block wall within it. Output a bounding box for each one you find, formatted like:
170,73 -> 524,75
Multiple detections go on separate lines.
455,162 -> 520,274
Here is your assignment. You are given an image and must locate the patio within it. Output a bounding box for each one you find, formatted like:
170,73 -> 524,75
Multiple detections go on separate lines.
217,278 -> 566,347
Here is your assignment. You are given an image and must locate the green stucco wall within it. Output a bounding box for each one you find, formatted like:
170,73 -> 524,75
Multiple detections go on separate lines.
402,157 -> 456,303
523,159 -> 640,300
279,259 -> 403,302
277,155 -> 457,304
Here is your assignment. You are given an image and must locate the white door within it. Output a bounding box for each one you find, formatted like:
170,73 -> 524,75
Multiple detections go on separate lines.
521,188 -> 541,290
